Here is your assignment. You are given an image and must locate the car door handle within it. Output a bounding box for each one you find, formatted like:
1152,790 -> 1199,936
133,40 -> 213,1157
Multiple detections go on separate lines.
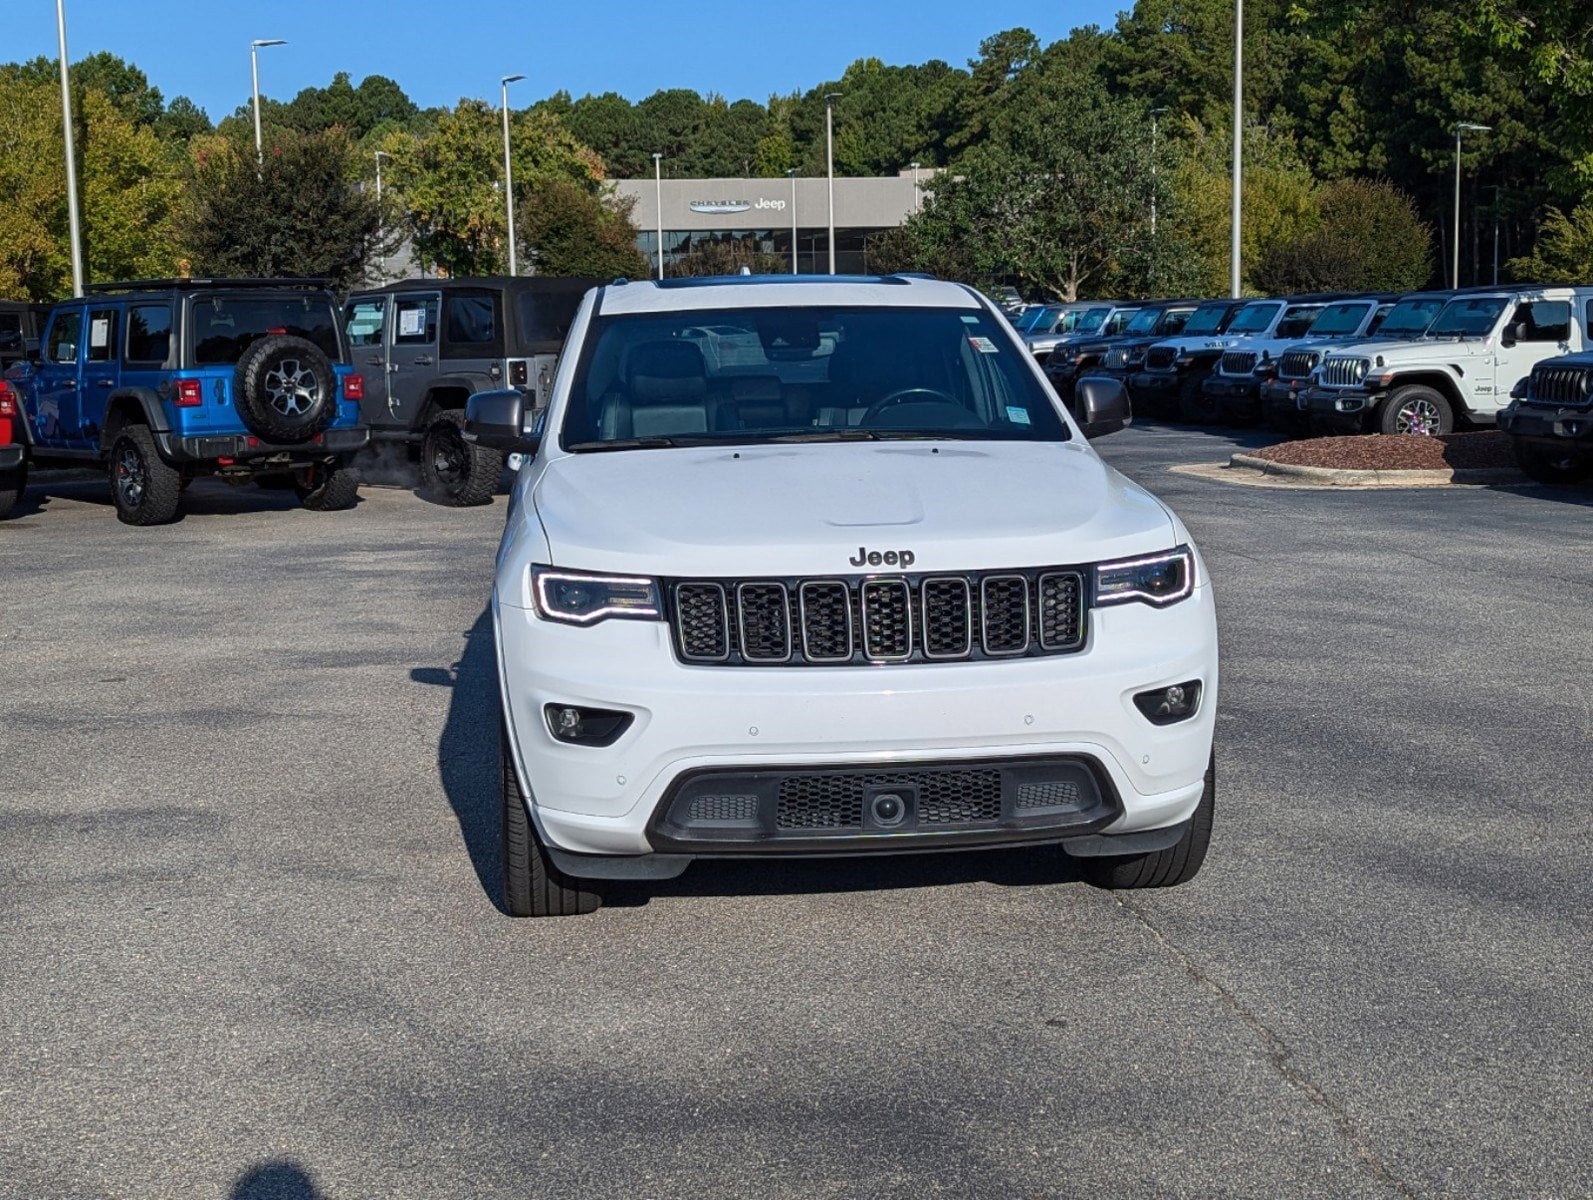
62,379 -> 76,389
412,355 -> 434,365
94,377 -> 115,386
365,355 -> 385,365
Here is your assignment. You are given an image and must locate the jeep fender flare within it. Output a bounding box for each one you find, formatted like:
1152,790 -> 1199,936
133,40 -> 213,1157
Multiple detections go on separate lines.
418,374 -> 494,425
101,389 -> 171,454
1379,371 -> 1468,417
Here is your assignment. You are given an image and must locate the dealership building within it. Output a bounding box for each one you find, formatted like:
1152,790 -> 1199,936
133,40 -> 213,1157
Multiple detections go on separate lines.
612,170 -> 933,275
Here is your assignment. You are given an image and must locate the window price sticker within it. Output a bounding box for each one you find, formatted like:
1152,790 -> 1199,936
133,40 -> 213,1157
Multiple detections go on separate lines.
968,336 -> 999,354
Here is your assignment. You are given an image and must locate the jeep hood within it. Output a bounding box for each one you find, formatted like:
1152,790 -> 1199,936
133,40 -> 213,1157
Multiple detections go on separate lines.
527,441 -> 1176,578
1151,333 -> 1250,355
1325,336 -> 1494,364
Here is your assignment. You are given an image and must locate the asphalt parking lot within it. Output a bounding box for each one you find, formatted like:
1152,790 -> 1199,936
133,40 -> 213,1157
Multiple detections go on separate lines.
2,425 -> 1589,1200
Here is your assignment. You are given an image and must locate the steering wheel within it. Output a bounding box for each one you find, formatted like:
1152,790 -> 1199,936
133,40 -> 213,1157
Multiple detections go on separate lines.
861,387 -> 960,424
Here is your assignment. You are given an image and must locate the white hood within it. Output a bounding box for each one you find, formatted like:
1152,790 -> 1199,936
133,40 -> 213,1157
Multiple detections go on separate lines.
524,441 -> 1176,579
1323,335 -> 1495,366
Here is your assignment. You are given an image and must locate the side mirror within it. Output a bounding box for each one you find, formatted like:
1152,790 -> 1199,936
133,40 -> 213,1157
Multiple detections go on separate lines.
464,388 -> 540,454
1501,322 -> 1524,348
1075,375 -> 1131,439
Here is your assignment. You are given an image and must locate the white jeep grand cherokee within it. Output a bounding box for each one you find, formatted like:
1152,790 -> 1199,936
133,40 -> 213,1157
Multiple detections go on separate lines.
466,275 -> 1218,916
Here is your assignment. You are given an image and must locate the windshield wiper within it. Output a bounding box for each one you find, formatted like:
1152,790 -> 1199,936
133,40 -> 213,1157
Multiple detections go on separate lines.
565,436 -> 696,452
766,428 -> 888,442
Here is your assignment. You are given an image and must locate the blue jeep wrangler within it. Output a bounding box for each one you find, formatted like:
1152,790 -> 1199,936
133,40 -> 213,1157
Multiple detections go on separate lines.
9,278 -> 369,525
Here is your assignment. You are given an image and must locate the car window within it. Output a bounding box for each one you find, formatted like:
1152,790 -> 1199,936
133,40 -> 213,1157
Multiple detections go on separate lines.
1073,308 -> 1110,334
561,304 -> 1070,449
1308,302 -> 1372,337
1365,305 -> 1393,335
1102,309 -> 1140,336
125,304 -> 172,365
1520,300 -> 1570,342
394,296 -> 439,346
1228,303 -> 1281,334
190,295 -> 340,365
345,299 -> 386,349
1181,304 -> 1231,336
516,286 -> 589,348
1124,308 -> 1163,336
444,295 -> 495,346
1428,297 -> 1508,337
1275,306 -> 1322,340
0,313 -> 20,354
46,309 -> 82,364
86,308 -> 119,363
1379,297 -> 1446,336
1156,308 -> 1194,335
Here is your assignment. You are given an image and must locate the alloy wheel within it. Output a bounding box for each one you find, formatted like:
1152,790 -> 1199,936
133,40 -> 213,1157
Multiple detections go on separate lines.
115,442 -> 146,508
263,360 -> 320,417
1395,397 -> 1441,437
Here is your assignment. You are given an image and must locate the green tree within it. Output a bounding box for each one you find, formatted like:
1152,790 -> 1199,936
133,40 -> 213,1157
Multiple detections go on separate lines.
181,130 -> 385,289
1253,178 -> 1434,291
520,179 -> 648,278
1506,203 -> 1593,282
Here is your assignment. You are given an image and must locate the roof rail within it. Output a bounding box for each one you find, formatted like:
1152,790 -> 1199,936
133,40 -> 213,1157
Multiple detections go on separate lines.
82,277 -> 333,293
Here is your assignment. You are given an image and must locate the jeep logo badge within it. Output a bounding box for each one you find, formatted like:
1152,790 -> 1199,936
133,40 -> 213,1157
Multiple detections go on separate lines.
849,546 -> 916,569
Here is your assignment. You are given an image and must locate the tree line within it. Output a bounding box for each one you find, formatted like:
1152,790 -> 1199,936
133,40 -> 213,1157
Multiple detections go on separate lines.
1,0 -> 1589,302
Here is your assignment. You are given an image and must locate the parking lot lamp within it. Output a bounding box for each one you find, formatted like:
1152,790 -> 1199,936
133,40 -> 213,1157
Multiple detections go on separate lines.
374,150 -> 390,282
824,94 -> 841,274
1452,122 -> 1491,288
56,0 -> 84,296
787,169 -> 799,273
250,39 -> 286,165
1150,107 -> 1168,237
500,75 -> 525,276
1230,0 -> 1242,298
653,153 -> 664,280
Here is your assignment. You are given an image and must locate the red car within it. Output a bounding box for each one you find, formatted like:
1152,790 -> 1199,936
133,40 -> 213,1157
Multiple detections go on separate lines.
0,376 -> 25,518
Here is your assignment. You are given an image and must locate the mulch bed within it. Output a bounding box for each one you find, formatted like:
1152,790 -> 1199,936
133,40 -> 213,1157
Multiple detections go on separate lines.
1248,431 -> 1515,471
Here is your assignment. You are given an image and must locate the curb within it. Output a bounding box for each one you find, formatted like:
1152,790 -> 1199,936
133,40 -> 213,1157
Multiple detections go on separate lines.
1228,453 -> 1522,487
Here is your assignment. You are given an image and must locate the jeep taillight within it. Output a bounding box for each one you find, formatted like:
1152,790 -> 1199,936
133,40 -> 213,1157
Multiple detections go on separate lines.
342,373 -> 365,401
0,380 -> 16,417
509,359 -> 528,387
174,379 -> 203,407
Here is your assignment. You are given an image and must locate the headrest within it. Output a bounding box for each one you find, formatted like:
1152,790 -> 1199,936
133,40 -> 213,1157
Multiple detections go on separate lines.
627,340 -> 706,405
731,375 -> 782,403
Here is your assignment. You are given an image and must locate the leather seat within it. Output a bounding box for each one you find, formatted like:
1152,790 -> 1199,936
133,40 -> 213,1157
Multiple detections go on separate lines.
600,341 -> 711,439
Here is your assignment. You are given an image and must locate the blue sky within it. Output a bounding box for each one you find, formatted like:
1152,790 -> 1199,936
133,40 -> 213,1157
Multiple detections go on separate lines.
9,0 -> 1120,119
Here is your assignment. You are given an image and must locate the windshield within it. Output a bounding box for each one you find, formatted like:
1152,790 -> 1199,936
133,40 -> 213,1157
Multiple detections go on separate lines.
1124,308 -> 1164,336
1025,306 -> 1065,333
1275,306 -> 1322,340
1181,304 -> 1232,336
189,295 -> 339,365
1308,302 -> 1372,337
1228,303 -> 1281,335
1073,307 -> 1111,334
1378,297 -> 1446,336
1426,297 -> 1507,337
561,304 -> 1070,450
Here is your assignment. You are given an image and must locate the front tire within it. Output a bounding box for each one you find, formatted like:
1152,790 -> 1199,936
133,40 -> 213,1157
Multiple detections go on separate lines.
1178,375 -> 1219,424
501,724 -> 601,917
1513,441 -> 1592,486
1379,386 -> 1453,437
420,410 -> 501,507
1075,756 -> 1215,889
0,464 -> 25,519
294,458 -> 361,511
109,424 -> 182,526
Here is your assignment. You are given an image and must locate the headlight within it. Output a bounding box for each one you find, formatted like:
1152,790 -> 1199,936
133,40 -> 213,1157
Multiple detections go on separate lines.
531,566 -> 662,625
1093,546 -> 1195,608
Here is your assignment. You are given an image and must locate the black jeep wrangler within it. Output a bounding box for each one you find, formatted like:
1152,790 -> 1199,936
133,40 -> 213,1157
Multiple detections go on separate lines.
343,276 -> 595,505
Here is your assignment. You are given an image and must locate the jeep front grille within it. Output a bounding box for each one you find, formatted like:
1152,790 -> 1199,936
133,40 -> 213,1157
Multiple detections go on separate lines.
1220,350 -> 1257,376
1144,347 -> 1177,372
1102,346 -> 1129,370
1278,350 -> 1319,380
1529,364 -> 1592,407
668,569 -> 1087,667
1319,358 -> 1370,388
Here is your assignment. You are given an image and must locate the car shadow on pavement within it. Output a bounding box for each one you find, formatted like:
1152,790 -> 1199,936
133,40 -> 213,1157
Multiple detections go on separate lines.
228,1160 -> 327,1200
420,606 -> 1088,917
15,474 -> 337,521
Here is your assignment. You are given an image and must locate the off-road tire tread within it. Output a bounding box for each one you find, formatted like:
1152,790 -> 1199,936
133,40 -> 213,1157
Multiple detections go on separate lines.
0,465 -> 25,519
421,410 -> 500,507
1078,757 -> 1215,890
296,460 -> 361,511
501,724 -> 600,917
1178,374 -> 1217,424
234,335 -> 338,445
110,425 -> 182,526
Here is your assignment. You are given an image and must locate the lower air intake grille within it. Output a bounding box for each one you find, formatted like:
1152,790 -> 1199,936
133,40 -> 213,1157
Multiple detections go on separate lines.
777,776 -> 866,829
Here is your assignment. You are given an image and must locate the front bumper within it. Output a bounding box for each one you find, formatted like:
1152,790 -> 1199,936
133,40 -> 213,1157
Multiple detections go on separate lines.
496,585 -> 1218,864
1203,376 -> 1263,418
0,444 -> 23,470
1300,386 -> 1380,430
1498,403 -> 1593,447
159,425 -> 371,464
1129,371 -> 1179,396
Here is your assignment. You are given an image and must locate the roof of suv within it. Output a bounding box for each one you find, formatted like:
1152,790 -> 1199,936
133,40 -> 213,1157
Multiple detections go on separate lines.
361,275 -> 600,295
596,274 -> 981,316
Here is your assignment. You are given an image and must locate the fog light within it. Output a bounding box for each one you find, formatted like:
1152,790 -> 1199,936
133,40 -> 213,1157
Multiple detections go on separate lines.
1134,681 -> 1203,725
544,703 -> 634,747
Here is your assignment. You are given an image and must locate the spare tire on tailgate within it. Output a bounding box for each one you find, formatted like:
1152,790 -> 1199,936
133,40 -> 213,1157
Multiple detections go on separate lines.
234,335 -> 338,444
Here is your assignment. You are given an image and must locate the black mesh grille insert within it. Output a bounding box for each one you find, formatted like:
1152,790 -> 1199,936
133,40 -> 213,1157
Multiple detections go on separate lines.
911,770 -> 1002,824
861,579 -> 912,659
1016,780 -> 1082,810
675,583 -> 728,660
799,581 -> 852,661
921,577 -> 972,658
1038,573 -> 1083,650
736,583 -> 791,661
689,793 -> 759,822
1145,346 -> 1177,371
777,776 -> 865,829
981,575 -> 1030,655
1221,350 -> 1257,375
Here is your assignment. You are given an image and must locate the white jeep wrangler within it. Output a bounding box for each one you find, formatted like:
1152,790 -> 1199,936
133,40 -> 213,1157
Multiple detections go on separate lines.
1302,287 -> 1593,435
466,275 -> 1219,916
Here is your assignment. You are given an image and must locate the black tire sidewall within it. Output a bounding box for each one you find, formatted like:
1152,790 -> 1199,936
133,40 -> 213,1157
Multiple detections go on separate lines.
1380,386 -> 1452,437
234,336 -> 339,445
109,426 -> 181,525
421,410 -> 500,506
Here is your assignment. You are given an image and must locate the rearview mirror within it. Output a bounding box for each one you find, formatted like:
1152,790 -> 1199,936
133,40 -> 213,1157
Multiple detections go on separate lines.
464,388 -> 539,454
1075,375 -> 1132,439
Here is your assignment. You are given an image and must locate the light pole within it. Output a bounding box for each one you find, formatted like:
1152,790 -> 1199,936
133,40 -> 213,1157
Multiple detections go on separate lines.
1230,0 -> 1243,298
653,153 -> 664,280
909,161 -> 922,214
1452,122 -> 1490,289
787,168 -> 798,274
56,0 -> 84,296
824,93 -> 840,274
250,38 -> 286,165
1150,107 -> 1168,237
500,74 -> 525,276
374,150 -> 390,283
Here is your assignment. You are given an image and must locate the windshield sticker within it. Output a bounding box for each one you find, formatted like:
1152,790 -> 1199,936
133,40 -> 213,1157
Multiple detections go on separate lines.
969,336 -> 999,354
961,315 -> 980,324
90,318 -> 110,348
1006,406 -> 1031,424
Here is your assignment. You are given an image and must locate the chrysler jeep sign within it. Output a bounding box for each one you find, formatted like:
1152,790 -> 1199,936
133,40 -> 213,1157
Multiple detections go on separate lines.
689,198 -> 788,214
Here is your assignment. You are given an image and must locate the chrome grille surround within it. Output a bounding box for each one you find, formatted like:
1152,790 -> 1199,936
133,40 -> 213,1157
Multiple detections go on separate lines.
668,568 -> 1088,667
1319,357 -> 1371,388
1102,346 -> 1129,370
1528,364 -> 1593,408
1278,350 -> 1320,380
